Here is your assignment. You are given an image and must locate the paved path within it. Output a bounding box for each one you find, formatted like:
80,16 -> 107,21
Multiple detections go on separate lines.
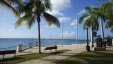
19,44 -> 86,64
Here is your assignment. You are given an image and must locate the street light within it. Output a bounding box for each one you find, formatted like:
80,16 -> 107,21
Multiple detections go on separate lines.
86,26 -> 90,52
62,19 -> 64,46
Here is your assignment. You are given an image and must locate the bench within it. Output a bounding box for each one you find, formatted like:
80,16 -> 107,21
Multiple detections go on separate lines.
0,50 -> 16,59
94,47 -> 106,51
44,46 -> 57,52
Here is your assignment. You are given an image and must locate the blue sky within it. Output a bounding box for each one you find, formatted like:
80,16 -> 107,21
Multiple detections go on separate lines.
0,0 -> 112,39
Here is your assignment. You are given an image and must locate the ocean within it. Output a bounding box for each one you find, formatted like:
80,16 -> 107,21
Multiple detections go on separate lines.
0,38 -> 87,51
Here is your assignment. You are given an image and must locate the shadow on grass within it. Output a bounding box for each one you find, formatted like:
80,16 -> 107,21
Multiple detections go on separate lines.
49,50 -> 70,55
0,53 -> 49,64
0,57 -> 23,64
0,50 -> 69,64
55,51 -> 113,64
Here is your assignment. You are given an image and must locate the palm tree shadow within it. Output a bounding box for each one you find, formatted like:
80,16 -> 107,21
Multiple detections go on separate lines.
55,51 -> 113,64
0,57 -> 24,64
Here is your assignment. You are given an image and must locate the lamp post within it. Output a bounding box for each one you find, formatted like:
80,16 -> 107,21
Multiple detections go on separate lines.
86,26 -> 90,52
62,20 -> 64,46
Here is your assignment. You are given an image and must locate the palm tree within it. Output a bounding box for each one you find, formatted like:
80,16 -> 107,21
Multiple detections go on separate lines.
95,6 -> 106,39
79,6 -> 99,47
14,0 -> 60,53
101,0 -> 113,32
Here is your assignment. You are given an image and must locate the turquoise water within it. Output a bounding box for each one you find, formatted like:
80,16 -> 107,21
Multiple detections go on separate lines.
0,38 -> 87,51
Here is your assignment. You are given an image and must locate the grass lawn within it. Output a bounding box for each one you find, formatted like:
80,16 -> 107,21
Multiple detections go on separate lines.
0,50 -> 69,64
56,51 -> 113,64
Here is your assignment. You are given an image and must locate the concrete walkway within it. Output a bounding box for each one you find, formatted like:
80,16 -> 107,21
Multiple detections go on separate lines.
19,44 -> 86,64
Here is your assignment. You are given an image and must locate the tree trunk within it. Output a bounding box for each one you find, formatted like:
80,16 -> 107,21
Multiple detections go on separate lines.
91,23 -> 94,47
37,15 -> 41,54
87,27 -> 89,46
100,17 -> 104,39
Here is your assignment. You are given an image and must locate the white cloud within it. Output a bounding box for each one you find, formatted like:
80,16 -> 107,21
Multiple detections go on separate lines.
70,19 -> 77,26
70,19 -> 78,29
59,17 -> 71,23
78,9 -> 86,15
47,0 -> 71,16
47,10 -> 63,16
50,0 -> 71,11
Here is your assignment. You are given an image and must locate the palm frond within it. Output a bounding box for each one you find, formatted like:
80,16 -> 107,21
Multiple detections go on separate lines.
0,0 -> 20,16
105,20 -> 113,29
5,0 -> 23,5
93,18 -> 99,30
44,0 -> 52,11
110,27 -> 113,32
26,15 -> 36,29
85,6 -> 93,14
43,12 -> 60,27
79,14 -> 89,24
15,14 -> 32,28
83,18 -> 91,29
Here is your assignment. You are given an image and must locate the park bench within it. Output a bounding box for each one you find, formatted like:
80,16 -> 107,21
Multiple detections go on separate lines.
44,45 -> 57,52
0,50 -> 16,59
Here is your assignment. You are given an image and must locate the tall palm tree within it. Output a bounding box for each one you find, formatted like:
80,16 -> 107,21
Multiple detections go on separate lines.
15,0 -> 60,53
101,0 -> 113,32
79,6 -> 99,47
95,6 -> 106,39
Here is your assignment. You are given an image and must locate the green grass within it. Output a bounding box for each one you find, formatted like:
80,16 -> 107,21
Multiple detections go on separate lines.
0,50 -> 69,64
56,51 -> 113,64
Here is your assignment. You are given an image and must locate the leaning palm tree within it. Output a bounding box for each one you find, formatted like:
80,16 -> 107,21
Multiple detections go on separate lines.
15,0 -> 60,53
79,6 -> 99,47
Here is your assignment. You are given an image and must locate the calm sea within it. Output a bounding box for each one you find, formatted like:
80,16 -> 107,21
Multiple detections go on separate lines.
0,38 -> 87,51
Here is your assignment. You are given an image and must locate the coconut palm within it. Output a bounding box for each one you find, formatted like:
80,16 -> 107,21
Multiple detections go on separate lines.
79,6 -> 99,47
14,0 -> 60,53
101,0 -> 113,32
95,6 -> 106,39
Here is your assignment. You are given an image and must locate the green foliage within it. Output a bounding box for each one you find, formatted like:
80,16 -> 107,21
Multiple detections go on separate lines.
15,0 -> 60,28
79,14 -> 89,24
0,0 -> 20,16
43,12 -> 60,27
79,6 -> 99,31
100,1 -> 113,32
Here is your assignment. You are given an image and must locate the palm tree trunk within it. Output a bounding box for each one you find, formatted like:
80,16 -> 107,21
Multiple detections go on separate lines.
91,23 -> 94,47
100,17 -> 104,39
37,15 -> 41,54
